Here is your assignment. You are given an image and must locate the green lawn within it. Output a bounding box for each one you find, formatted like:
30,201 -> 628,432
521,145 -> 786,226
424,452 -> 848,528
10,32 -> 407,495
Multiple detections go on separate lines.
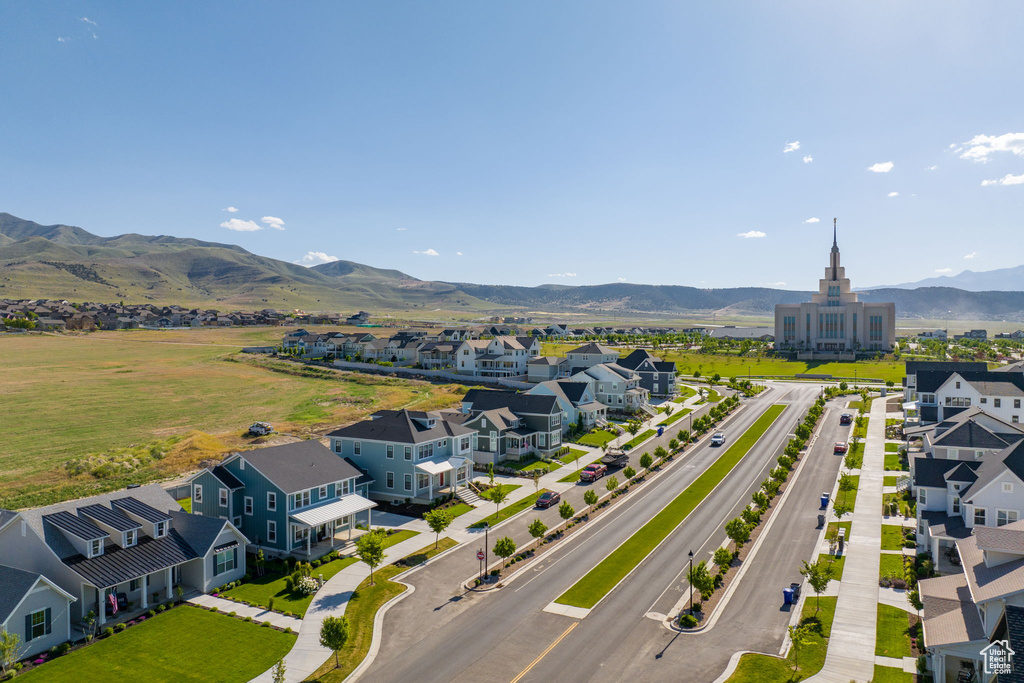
827,520 -> 852,539
881,525 -> 906,551
623,429 -> 656,449
706,388 -> 722,403
847,398 -> 874,412
382,529 -> 420,548
885,418 -> 903,427
577,430 -> 617,447
726,596 -> 837,682
872,665 -> 913,683
556,404 -> 788,609
658,408 -> 692,427
818,553 -> 846,581
852,417 -> 869,439
884,453 -> 905,471
444,502 -> 474,518
470,490 -> 548,529
883,475 -> 900,487
558,448 -> 590,465
835,474 -> 859,511
499,458 -> 562,473
224,557 -> 359,615
876,604 -> 913,658
557,455 -> 606,482
480,484 -> 522,500
18,605 -> 294,683
883,491 -> 916,517
844,442 -> 864,469
176,498 -> 191,513
884,442 -> 900,452
677,385 -> 698,400
879,553 -> 906,580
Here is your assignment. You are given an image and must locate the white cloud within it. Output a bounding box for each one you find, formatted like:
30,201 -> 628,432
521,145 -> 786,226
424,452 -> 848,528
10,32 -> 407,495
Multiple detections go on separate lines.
81,17 -> 97,25
867,161 -> 894,173
547,272 -> 577,278
456,251 -> 463,256
887,191 -> 899,197
935,268 -> 953,274
617,277 -> 626,282
964,252 -> 978,260
926,165 -> 939,171
261,216 -> 285,230
783,141 -> 801,153
763,281 -> 787,287
981,173 -> 1024,187
57,37 -> 68,43
803,155 -> 813,164
737,230 -> 766,239
959,133 -> 1024,162
804,217 -> 820,224
396,227 -> 407,231
223,206 -> 238,213
413,249 -> 440,256
294,251 -> 339,267
220,218 -> 262,232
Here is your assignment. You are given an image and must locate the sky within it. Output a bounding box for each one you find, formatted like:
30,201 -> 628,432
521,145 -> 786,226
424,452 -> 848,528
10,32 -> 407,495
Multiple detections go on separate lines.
1,2 -> 1022,291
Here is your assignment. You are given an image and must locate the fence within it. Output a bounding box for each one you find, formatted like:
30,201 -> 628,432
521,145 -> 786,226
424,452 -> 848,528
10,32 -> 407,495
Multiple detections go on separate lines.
331,360 -> 532,390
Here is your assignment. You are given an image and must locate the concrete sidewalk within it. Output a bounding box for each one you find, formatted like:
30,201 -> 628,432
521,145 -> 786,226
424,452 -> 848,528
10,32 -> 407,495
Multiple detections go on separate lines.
806,397 -> 887,683
187,593 -> 301,631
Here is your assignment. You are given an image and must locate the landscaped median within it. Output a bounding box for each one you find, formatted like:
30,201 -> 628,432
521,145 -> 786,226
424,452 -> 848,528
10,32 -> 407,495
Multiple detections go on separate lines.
553,403 -> 788,610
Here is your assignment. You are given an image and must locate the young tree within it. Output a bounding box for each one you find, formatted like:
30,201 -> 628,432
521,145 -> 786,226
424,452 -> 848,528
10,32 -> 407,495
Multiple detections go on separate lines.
800,559 -> 832,612
583,489 -> 598,512
531,469 -> 543,495
626,420 -> 641,437
493,537 -> 517,574
488,484 -> 510,516
833,502 -> 853,522
487,462 -> 495,488
0,629 -> 21,675
355,529 -> 386,586
605,475 -> 620,494
528,518 -> 548,542
272,658 -> 287,683
558,500 -> 575,525
623,466 -> 636,479
255,548 -> 266,577
423,508 -> 454,549
741,505 -> 761,526
574,449 -> 583,472
826,525 -> 839,557
319,615 -> 350,668
639,452 -> 653,473
725,517 -> 751,549
751,490 -> 769,510
654,445 -> 668,460
668,437 -> 679,452
788,622 -> 813,674
838,472 -> 857,496
687,560 -> 715,601
713,546 -> 733,572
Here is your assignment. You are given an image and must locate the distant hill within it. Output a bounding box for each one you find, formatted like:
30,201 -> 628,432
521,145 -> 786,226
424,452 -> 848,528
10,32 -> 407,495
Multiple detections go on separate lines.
5,212 -> 1024,321
863,265 -> 1024,292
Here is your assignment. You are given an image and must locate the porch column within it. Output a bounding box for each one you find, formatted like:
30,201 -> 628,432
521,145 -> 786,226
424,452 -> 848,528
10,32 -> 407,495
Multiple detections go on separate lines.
429,478 -> 433,502
330,520 -> 335,548
368,508 -> 372,528
98,590 -> 106,626
165,567 -> 173,600
306,528 -> 311,557
348,516 -> 353,540
140,578 -> 148,610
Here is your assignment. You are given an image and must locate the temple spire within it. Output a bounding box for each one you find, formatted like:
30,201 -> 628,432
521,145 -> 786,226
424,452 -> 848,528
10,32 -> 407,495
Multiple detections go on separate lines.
833,217 -> 837,248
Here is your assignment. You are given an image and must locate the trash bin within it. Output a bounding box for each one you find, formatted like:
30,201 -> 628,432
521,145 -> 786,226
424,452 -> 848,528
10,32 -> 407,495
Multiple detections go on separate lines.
820,493 -> 830,509
817,514 -> 825,528
783,587 -> 794,605
657,427 -> 664,437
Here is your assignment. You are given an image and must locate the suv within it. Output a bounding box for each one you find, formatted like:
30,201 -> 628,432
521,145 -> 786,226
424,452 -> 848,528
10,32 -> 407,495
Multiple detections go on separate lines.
710,432 -> 726,447
580,463 -> 608,482
839,413 -> 853,425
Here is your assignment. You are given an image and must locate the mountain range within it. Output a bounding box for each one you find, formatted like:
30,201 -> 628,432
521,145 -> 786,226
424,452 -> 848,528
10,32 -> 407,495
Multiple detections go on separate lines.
4,212 -> 1024,321
860,266 -> 1024,292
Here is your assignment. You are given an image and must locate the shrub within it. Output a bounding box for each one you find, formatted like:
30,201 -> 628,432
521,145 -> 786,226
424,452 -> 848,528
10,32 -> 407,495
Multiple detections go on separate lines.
114,623 -> 127,633
245,616 -> 253,622
284,576 -> 295,592
284,627 -> 293,634
147,609 -> 156,617
296,576 -> 319,595
156,604 -> 166,613
268,597 -> 275,612
229,611 -> 237,617
260,621 -> 271,627
103,626 -> 114,637
679,614 -> 699,628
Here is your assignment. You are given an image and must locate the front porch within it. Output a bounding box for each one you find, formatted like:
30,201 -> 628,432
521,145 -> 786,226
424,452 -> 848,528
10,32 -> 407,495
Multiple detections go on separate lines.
288,493 -> 377,559
413,456 -> 472,502
83,565 -> 180,629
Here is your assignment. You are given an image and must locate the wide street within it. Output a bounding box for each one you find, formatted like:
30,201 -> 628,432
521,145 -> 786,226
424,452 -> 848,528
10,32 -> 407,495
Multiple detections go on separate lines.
356,382 -> 851,683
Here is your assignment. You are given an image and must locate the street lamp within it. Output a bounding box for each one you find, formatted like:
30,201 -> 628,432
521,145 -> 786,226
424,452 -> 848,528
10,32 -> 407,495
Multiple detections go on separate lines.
484,523 -> 490,581
688,550 -> 694,614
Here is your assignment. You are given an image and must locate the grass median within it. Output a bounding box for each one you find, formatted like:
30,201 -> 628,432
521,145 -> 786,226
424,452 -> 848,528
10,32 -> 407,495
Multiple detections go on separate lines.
555,404 -> 787,609
658,408 -> 692,427
470,490 -> 548,529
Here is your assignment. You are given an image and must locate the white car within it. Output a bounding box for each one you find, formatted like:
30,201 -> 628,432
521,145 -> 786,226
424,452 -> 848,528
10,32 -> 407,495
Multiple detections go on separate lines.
710,432 -> 726,446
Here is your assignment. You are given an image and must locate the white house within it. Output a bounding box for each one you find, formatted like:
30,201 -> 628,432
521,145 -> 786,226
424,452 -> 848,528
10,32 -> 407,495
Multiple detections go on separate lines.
453,336 -> 540,378
570,363 -> 652,416
527,380 -> 608,432
924,372 -> 1024,425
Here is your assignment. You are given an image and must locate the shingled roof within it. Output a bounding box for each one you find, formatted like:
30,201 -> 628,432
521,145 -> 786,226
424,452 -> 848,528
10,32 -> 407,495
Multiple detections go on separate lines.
462,389 -> 558,415
238,440 -> 366,494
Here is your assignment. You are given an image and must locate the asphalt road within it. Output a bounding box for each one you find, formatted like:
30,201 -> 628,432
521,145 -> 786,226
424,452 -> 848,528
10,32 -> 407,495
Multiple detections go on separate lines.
357,383 -> 849,683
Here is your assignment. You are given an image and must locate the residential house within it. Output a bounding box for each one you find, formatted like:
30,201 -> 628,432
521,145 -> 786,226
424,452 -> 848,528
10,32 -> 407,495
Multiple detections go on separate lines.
527,356 -> 571,383
328,410 -> 475,504
904,361 -> 988,407
346,311 -> 372,325
189,441 -> 373,559
528,380 -> 607,432
453,336 -> 540,378
0,563 -> 77,660
954,329 -> 989,340
918,329 -> 949,340
0,485 -> 246,627
617,349 -> 678,397
996,331 -> 1024,340
707,326 -> 775,341
570,363 -> 652,416
916,371 -> 1024,425
564,342 -> 621,371
417,341 -> 460,369
458,389 -> 563,462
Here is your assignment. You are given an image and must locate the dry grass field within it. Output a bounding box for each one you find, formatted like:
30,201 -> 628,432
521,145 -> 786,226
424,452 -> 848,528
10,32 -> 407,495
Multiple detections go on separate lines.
0,327 -> 464,508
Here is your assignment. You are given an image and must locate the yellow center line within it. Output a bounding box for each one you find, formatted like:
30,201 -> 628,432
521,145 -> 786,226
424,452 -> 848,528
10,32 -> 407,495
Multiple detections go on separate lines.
509,622 -> 579,683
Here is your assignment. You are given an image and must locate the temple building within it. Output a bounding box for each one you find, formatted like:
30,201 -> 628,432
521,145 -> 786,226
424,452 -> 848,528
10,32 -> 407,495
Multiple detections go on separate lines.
774,220 -> 895,358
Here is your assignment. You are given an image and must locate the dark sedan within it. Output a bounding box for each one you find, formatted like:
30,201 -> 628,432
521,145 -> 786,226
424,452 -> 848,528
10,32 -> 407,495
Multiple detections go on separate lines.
536,491 -> 561,509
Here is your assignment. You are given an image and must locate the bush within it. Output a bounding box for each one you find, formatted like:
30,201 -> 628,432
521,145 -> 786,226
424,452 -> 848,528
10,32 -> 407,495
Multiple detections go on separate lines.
156,604 -> 166,613
229,611 -> 237,617
57,642 -> 71,656
245,616 -> 253,622
260,621 -> 271,627
268,597 -> 275,612
679,614 -> 699,628
284,627 -> 293,634
147,609 -> 156,617
114,623 -> 127,633
284,576 -> 294,592
103,626 -> 114,637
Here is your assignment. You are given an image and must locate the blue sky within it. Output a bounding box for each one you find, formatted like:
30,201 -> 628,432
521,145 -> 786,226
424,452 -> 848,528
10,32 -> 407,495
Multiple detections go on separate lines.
1,2 -> 1022,290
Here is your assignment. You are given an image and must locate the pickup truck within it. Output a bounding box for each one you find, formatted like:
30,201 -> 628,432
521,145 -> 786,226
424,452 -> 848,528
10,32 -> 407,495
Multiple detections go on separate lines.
249,422 -> 274,436
600,449 -> 629,468
580,463 -> 608,482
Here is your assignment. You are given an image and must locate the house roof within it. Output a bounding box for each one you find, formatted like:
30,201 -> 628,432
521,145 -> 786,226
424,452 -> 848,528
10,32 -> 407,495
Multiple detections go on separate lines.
462,389 -> 558,415
238,440 -> 366,494
555,381 -> 591,404
110,497 -> 173,524
527,356 -> 566,366
616,349 -> 655,370
958,532 -> 1024,603
78,504 -> 142,533
946,462 -> 981,484
921,510 -> 972,540
933,419 -> 1016,450
567,342 -> 618,356
167,510 -> 234,557
905,361 -> 987,378
975,524 -> 1024,555
63,531 -> 199,589
210,465 -> 244,490
997,605 -> 1024,683
0,564 -> 44,624
342,458 -> 374,486
920,572 -> 987,647
42,511 -> 109,541
0,509 -> 18,533
330,410 -> 475,446
963,440 -> 1024,503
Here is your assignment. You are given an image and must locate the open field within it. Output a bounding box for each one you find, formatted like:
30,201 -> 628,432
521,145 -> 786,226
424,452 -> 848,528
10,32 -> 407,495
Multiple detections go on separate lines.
0,328 -> 464,508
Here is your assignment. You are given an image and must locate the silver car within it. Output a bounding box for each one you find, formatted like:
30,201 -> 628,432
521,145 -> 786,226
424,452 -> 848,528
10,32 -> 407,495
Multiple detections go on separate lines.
710,432 -> 726,446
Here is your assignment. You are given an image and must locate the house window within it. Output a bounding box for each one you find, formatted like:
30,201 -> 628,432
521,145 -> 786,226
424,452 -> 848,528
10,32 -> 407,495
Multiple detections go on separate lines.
214,548 -> 237,576
418,443 -> 434,460
1015,416 -> 1020,424
460,437 -> 470,451
956,381 -> 961,389
995,399 -> 1002,408
292,491 -> 310,509
341,479 -> 351,495
319,485 -> 328,499
975,508 -> 987,526
125,529 -> 137,547
403,446 -> 412,461
386,472 -> 395,489
1016,399 -> 1021,409
919,489 -> 927,504
404,474 -> 412,491
267,491 -> 277,511
267,520 -> 277,543
998,510 -> 1018,526
981,397 -> 988,404
233,516 -> 241,527
219,488 -> 228,507
1004,482 -> 1014,493
130,578 -> 141,592
334,441 -> 341,453
387,445 -> 394,459
194,484 -> 203,503
952,497 -> 961,514
90,539 -> 103,557
417,473 -> 429,490
155,521 -> 167,538
354,442 -> 361,455
244,497 -> 253,515
27,608 -> 49,641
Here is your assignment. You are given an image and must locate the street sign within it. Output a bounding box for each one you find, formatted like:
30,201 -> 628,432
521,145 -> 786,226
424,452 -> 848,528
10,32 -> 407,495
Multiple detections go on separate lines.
477,550 -> 485,561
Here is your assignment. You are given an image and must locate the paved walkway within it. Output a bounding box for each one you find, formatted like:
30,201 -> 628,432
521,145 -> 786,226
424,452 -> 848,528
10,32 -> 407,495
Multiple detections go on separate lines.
187,593 -> 302,631
806,397 -> 887,683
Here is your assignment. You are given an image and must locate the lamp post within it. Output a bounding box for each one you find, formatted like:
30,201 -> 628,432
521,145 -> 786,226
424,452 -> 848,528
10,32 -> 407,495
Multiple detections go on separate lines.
688,550 -> 694,614
483,523 -> 490,580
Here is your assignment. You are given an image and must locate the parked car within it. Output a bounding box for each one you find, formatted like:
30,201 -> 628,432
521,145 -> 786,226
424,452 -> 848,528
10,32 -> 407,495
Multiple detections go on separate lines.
580,463 -> 608,482
536,491 -> 561,509
839,413 -> 852,425
710,432 -> 726,447
249,422 -> 274,436
834,441 -> 848,454
600,449 -> 629,468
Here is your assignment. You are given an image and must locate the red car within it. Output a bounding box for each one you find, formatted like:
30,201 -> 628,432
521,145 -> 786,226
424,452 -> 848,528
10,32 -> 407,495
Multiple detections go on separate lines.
834,442 -> 848,454
580,463 -> 608,482
536,491 -> 561,509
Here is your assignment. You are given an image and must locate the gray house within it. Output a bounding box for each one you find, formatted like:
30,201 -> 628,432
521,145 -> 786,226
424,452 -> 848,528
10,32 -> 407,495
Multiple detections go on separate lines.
329,410 -> 476,504
460,389 -> 563,460
617,349 -> 678,397
0,563 -> 77,660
